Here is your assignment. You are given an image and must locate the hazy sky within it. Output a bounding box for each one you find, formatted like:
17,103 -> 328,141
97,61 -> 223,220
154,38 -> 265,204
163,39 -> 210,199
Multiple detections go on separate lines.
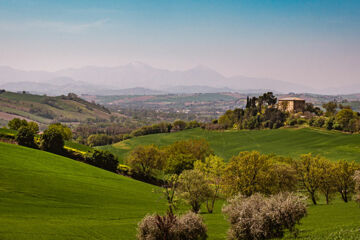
0,0 -> 359,88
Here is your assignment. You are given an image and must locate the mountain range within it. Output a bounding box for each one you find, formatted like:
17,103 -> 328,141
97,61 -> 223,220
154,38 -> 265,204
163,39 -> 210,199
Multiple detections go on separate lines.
0,63 -> 358,95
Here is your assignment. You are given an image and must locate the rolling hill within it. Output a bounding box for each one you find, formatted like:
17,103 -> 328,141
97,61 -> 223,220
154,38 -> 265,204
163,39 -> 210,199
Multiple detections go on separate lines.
99,127 -> 360,163
0,142 -> 165,240
0,91 -> 111,126
1,138 -> 359,239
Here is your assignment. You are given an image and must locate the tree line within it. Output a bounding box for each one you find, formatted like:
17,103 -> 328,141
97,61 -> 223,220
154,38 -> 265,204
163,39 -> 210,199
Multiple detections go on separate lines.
6,118 -> 119,172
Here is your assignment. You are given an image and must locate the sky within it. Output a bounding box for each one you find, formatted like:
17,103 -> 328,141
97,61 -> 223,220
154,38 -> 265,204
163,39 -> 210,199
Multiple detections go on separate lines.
0,0 -> 359,88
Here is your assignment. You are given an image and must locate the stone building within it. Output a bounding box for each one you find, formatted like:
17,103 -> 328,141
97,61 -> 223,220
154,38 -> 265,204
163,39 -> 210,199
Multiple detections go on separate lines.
278,97 -> 306,113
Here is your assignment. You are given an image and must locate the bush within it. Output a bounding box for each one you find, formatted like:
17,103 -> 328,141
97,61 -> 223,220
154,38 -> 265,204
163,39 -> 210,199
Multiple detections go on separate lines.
222,192 -> 307,240
314,117 -> 326,127
15,126 -> 36,148
48,123 -> 72,140
40,127 -> 65,154
8,118 -> 28,130
324,117 -> 335,130
137,211 -> 207,240
173,120 -> 187,131
85,149 -> 119,172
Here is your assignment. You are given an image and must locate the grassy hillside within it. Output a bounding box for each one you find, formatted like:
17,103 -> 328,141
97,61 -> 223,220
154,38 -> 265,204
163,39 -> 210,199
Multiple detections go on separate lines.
1,142 -> 360,239
100,127 -> 360,163
0,143 -> 165,240
0,91 -> 111,125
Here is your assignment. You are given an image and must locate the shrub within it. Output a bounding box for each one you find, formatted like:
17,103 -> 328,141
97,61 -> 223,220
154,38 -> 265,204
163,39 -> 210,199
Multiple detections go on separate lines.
8,118 -> 28,130
40,127 -> 65,154
48,123 -> 72,140
324,117 -> 335,130
85,149 -> 119,172
137,211 -> 207,240
15,126 -> 36,148
288,118 -> 297,126
222,192 -> 307,240
314,117 -> 326,128
173,120 -> 187,131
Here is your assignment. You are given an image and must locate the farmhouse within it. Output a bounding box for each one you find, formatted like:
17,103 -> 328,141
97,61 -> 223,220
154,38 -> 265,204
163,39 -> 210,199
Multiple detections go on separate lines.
278,97 -> 305,113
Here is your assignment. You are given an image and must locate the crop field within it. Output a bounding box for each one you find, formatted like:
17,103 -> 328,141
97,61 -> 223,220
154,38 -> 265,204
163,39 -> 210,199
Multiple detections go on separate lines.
0,142 -> 359,240
99,127 -> 360,163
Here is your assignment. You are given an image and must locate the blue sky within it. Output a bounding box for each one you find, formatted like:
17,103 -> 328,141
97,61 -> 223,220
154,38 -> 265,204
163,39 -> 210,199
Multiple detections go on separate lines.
0,0 -> 359,87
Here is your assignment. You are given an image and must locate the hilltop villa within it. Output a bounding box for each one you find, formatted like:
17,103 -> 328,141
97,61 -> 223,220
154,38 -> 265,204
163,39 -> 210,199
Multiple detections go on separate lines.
278,97 -> 306,113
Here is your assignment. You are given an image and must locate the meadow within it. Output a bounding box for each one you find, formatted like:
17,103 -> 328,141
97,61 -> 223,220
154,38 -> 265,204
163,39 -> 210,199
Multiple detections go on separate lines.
1,141 -> 359,240
99,127 -> 360,163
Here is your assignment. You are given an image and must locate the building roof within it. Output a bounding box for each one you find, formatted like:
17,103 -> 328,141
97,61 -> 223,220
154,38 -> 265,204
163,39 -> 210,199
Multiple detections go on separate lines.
278,97 -> 305,101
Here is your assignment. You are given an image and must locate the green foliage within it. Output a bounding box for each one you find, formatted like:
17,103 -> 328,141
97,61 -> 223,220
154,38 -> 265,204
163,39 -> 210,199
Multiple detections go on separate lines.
8,118 -> 28,130
172,119 -> 187,131
27,121 -> 39,134
85,149 -> 119,172
177,169 -> 212,213
40,127 -> 65,154
293,154 -> 324,205
323,101 -> 338,116
163,139 -> 213,174
48,123 -> 72,140
333,160 -> 358,203
335,109 -> 359,132
217,92 -> 286,130
15,126 -> 36,148
194,155 -> 225,213
223,151 -> 297,197
126,145 -> 164,177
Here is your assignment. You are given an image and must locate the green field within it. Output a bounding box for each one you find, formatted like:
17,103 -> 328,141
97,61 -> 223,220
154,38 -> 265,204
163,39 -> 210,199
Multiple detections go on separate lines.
1,142 -> 360,239
99,127 -> 360,163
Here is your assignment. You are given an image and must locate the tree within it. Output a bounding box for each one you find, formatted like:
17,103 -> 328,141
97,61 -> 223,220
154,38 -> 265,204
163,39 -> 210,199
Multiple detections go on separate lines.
335,108 -> 358,132
137,211 -> 207,240
194,155 -> 225,213
15,126 -> 36,148
27,121 -> 39,134
222,192 -> 307,240
333,160 -> 358,203
85,149 -> 119,172
318,159 -> 337,204
40,127 -> 65,154
164,139 -> 213,174
161,174 -> 180,214
8,118 -> 28,130
126,145 -> 164,177
223,151 -> 291,197
48,123 -> 72,140
293,154 -> 323,205
177,170 -> 212,213
323,101 -> 338,116
172,120 -> 187,131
